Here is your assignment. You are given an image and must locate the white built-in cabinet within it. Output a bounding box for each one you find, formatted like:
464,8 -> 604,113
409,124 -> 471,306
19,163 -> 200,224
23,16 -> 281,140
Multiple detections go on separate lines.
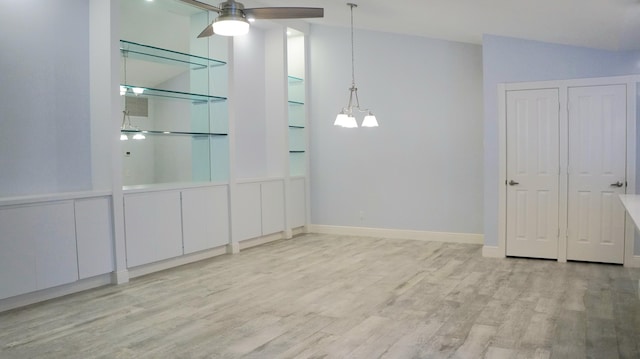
289,177 -> 306,229
0,196 -> 114,301
124,185 -> 229,268
0,3 -> 312,308
234,180 -> 286,242
182,186 -> 230,254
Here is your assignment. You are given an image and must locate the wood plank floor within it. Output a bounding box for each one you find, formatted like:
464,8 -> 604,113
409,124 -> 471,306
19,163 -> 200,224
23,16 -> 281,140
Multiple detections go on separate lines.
1,234 -> 639,358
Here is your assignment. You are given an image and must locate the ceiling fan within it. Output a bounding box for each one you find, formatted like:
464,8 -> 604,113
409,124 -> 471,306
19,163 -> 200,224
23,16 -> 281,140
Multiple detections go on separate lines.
178,0 -> 324,37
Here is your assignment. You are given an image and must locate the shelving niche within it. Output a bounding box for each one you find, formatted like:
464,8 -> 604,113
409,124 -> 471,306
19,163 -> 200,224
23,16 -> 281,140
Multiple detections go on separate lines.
287,30 -> 307,178
120,38 -> 229,186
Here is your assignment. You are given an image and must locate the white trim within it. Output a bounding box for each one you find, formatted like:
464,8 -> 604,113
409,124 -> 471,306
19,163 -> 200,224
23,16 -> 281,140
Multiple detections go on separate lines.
291,226 -> 306,237
497,75 -> 639,264
309,225 -> 484,244
497,83 -> 507,257
482,246 -> 505,258
625,255 -> 640,268
238,232 -> 286,250
624,83 -> 638,267
128,245 -> 228,279
123,182 -> 229,195
110,270 -> 129,284
0,190 -> 112,207
0,274 -> 112,313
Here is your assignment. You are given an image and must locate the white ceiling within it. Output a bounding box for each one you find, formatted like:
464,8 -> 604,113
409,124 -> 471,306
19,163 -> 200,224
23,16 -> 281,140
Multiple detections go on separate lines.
238,0 -> 640,50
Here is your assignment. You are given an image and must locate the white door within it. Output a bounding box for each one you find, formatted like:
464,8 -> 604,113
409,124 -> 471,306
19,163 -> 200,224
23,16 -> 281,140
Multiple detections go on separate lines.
506,89 -> 560,259
567,85 -> 626,264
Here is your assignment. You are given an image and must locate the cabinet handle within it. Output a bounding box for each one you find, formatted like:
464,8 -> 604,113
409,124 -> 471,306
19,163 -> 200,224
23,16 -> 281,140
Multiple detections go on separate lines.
610,181 -> 624,188
508,180 -> 519,186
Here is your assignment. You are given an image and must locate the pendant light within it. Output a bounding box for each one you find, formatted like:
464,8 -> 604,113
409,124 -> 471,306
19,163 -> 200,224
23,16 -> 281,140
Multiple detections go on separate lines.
334,3 -> 378,128
120,49 -> 144,140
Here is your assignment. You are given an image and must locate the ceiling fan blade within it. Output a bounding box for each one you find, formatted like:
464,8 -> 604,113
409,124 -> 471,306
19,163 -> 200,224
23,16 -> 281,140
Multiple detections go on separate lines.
178,0 -> 221,13
243,7 -> 324,20
197,22 -> 215,38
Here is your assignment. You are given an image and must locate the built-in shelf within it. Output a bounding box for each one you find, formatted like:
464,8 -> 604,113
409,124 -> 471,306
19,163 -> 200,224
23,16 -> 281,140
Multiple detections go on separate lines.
288,76 -> 304,83
120,40 -> 226,69
121,130 -> 228,137
121,85 -> 227,103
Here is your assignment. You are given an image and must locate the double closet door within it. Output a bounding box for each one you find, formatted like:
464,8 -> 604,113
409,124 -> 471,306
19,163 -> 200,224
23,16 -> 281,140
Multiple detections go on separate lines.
506,85 -> 627,264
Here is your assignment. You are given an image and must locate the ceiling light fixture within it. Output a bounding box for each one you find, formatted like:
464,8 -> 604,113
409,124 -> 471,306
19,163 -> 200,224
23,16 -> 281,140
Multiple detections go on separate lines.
212,16 -> 249,36
335,3 -> 378,128
211,0 -> 250,36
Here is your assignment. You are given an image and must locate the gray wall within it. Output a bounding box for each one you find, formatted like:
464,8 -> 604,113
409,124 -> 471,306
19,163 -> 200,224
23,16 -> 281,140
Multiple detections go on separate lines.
482,34 -> 640,248
308,25 -> 484,234
0,1 -> 91,196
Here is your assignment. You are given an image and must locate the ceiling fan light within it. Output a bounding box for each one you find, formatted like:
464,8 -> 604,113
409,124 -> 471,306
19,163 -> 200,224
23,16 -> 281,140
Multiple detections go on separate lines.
212,17 -> 250,36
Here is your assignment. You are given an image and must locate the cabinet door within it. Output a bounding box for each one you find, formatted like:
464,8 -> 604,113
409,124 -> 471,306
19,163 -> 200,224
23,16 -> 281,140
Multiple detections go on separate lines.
234,183 -> 262,241
124,191 -> 183,267
0,202 -> 78,300
36,202 -> 79,289
261,181 -> 285,235
0,206 -> 38,299
75,198 -> 114,279
289,178 -> 306,228
182,186 -> 230,254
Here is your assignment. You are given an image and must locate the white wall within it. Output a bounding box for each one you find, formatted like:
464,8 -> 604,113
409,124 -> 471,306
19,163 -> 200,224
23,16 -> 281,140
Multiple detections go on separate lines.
308,25 -> 483,234
0,0 -> 92,197
482,34 -> 640,249
233,29 -> 268,179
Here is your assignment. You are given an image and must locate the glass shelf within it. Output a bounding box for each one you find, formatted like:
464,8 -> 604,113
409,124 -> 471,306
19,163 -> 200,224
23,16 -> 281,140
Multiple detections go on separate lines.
120,40 -> 226,69
121,130 -> 227,137
288,76 -> 304,83
121,85 -> 227,103
288,100 -> 304,106
289,150 -> 305,153
289,125 -> 305,129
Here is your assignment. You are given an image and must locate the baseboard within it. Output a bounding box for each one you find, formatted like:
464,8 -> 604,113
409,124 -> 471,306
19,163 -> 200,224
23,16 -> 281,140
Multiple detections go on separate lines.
111,270 -> 130,284
308,225 -> 484,245
0,274 -> 112,313
292,226 -> 307,237
624,255 -> 640,268
128,245 -> 228,279
482,245 -> 505,258
238,232 -> 285,251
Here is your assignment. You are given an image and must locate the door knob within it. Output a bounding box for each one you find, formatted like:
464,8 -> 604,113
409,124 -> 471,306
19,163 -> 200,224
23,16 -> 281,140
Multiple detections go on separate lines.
610,181 -> 624,187
508,180 -> 519,186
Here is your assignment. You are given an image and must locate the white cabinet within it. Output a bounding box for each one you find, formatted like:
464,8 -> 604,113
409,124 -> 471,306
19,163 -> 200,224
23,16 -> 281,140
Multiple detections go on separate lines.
124,191 -> 183,267
0,202 -> 78,300
75,197 -> 114,279
289,178 -> 306,228
235,183 -> 263,241
182,186 -> 229,254
235,180 -> 285,241
261,181 -> 285,235
124,185 -> 230,267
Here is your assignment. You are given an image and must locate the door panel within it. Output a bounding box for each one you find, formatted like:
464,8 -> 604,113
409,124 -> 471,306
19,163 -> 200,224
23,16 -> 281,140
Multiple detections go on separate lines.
567,85 -> 626,264
506,89 -> 560,259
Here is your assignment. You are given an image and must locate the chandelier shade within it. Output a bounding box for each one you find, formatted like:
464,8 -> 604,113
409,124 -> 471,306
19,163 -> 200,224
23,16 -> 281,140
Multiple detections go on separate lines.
335,3 -> 378,128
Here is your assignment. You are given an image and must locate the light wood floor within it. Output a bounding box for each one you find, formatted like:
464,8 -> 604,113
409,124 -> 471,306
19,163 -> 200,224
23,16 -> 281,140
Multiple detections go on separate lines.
1,234 -> 639,358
